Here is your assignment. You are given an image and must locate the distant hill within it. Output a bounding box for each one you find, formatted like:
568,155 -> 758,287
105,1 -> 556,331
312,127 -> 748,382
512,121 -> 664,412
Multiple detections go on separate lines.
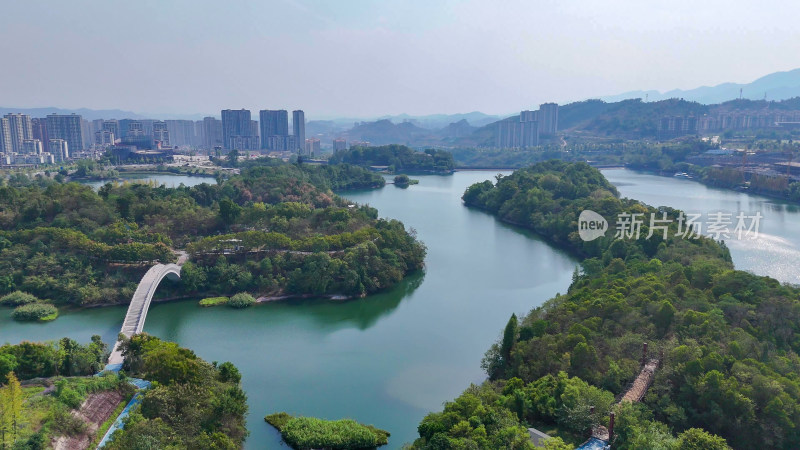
346,119 -> 435,146
377,111 -> 500,129
602,68 -> 800,104
0,107 -> 212,120
0,107 -> 149,120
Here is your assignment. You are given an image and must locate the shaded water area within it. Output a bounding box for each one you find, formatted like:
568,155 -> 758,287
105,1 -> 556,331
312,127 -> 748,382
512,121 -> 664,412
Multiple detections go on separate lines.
1,171 -> 578,448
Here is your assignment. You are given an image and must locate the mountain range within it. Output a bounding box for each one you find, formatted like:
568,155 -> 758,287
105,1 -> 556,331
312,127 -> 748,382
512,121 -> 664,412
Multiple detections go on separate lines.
602,68 -> 800,104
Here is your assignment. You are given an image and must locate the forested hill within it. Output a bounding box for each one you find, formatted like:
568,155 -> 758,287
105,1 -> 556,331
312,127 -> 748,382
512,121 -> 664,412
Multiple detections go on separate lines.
328,144 -> 455,174
0,162 -> 424,307
412,161 -> 800,449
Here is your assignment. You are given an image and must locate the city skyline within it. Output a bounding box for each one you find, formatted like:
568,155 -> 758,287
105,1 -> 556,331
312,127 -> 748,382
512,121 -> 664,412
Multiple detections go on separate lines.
1,1 -> 799,117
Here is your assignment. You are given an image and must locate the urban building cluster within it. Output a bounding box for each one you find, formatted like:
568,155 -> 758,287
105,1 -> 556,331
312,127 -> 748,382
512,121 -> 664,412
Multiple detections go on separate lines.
494,103 -> 559,149
0,107 -> 341,166
658,110 -> 800,139
0,113 -> 80,165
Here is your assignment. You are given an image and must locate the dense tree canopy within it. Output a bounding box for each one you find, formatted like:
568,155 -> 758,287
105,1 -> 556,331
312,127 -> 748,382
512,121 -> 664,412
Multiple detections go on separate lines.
107,334 -> 248,449
416,161 -> 800,449
329,144 -> 455,173
0,161 -> 424,305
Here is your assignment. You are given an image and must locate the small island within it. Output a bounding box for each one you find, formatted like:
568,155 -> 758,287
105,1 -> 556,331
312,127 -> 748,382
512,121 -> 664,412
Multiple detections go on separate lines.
393,174 -> 419,188
265,412 -> 390,449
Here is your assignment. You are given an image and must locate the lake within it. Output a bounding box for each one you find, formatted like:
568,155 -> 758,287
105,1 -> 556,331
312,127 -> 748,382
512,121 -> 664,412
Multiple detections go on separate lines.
81,172 -> 216,189
602,169 -> 800,284
3,169 -> 799,448
2,171 -> 577,448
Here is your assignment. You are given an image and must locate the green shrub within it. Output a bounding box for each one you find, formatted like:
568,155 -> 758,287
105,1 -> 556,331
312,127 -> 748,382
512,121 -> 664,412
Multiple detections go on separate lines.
58,386 -> 84,409
12,303 -> 58,321
265,413 -> 390,449
0,291 -> 40,306
51,405 -> 88,436
218,361 -> 241,383
199,296 -> 229,307
227,293 -> 256,309
265,412 -> 292,430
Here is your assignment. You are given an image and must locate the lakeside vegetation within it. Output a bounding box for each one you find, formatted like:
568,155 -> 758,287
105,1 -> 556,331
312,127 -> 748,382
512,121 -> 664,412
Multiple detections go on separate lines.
451,137 -> 800,203
329,144 -> 455,174
0,161 -> 424,306
265,412 -> 390,449
0,337 -> 131,448
106,334 -> 248,448
0,334 -> 247,449
414,161 -> 800,449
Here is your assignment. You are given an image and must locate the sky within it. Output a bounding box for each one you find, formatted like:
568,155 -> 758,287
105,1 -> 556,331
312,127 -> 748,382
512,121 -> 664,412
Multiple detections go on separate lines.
1,0 -> 799,119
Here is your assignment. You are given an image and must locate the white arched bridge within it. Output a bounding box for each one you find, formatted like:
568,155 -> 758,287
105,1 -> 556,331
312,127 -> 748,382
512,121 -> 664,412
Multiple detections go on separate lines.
107,263 -> 182,367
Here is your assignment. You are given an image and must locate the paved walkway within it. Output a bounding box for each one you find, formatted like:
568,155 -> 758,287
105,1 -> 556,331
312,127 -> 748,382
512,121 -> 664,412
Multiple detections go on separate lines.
96,379 -> 152,448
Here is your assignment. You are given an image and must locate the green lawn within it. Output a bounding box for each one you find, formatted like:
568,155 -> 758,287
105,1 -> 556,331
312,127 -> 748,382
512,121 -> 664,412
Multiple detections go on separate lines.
199,296 -> 229,307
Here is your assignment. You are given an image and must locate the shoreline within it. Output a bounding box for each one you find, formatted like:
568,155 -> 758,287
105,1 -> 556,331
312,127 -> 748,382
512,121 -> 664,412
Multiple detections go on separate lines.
614,166 -> 800,206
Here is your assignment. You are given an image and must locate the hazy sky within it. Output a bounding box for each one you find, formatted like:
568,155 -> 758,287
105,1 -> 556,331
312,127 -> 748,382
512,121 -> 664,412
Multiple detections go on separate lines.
2,0 -> 799,118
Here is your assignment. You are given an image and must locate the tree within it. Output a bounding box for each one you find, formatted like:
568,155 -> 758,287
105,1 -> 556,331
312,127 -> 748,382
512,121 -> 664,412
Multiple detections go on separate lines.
0,372 -> 22,447
502,314 -> 518,364
676,428 -> 729,450
654,300 -> 676,335
541,436 -> 574,450
218,198 -> 242,224
0,358 -> 16,385
217,362 -> 241,384
227,149 -> 239,167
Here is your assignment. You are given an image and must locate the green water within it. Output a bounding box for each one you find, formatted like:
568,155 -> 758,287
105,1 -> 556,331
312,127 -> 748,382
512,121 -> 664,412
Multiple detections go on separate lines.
0,171 -> 579,448
5,170 -> 800,448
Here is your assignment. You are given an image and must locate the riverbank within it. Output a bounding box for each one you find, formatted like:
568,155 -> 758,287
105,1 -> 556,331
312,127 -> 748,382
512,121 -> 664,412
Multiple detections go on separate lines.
622,165 -> 800,205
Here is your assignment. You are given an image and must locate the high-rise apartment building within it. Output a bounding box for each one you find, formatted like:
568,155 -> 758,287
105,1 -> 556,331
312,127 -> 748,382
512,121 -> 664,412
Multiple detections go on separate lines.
22,139 -> 42,154
0,118 -> 11,153
333,138 -> 347,152
538,103 -> 559,135
260,110 -> 290,150
46,114 -> 84,152
304,138 -> 320,156
166,120 -> 199,147
81,119 -> 94,149
153,121 -> 170,147
292,110 -> 305,152
230,135 -> 260,151
49,139 -> 69,162
495,111 -> 539,148
95,130 -> 115,146
31,118 -> 49,153
127,120 -> 145,136
3,113 -> 33,153
102,120 -> 120,138
202,117 -> 223,149
221,109 -> 254,150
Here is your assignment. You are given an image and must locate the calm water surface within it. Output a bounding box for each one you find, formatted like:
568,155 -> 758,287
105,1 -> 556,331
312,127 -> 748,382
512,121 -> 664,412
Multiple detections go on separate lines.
602,169 -> 800,284
81,173 -> 216,189
1,171 -> 577,448
6,170 -> 798,447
